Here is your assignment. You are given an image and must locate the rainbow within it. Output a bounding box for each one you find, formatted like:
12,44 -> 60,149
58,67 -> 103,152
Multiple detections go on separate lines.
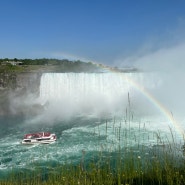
51,55 -> 184,138
105,67 -> 185,138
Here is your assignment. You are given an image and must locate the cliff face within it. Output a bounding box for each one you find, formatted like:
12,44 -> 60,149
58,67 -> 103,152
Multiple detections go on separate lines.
0,72 -> 42,116
16,73 -> 42,94
0,73 -> 17,89
0,72 -> 41,93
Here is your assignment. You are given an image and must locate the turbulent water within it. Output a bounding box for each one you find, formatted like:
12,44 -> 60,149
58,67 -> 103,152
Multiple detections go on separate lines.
0,72 -> 184,178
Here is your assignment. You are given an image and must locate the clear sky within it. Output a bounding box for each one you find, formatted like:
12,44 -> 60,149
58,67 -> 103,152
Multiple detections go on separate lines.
1,0 -> 185,67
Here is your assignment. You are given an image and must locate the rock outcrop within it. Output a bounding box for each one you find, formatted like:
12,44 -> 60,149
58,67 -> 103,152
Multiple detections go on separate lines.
0,72 -> 41,93
0,72 -> 42,116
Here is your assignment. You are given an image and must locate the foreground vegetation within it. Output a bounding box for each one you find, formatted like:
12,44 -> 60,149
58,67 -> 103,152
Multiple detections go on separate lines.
1,161 -> 185,185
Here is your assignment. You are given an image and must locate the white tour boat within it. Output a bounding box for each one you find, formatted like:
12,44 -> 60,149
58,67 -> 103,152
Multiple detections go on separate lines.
21,132 -> 56,144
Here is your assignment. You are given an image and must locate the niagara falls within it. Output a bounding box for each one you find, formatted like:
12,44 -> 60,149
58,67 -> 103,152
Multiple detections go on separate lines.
1,0 -> 185,184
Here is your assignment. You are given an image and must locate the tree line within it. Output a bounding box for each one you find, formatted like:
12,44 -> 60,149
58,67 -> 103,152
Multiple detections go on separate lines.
0,58 -> 101,72
0,58 -> 89,65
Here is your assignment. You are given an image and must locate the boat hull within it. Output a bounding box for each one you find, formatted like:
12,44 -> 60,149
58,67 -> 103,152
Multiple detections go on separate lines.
21,139 -> 56,144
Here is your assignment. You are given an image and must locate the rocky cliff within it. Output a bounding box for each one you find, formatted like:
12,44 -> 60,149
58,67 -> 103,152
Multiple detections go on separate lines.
0,72 -> 41,92
0,72 -> 42,116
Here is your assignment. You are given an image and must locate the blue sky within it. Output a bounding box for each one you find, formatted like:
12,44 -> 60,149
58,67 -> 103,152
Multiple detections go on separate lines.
0,0 -> 185,66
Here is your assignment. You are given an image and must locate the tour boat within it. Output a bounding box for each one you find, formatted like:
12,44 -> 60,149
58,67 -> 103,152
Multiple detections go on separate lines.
21,132 -> 56,144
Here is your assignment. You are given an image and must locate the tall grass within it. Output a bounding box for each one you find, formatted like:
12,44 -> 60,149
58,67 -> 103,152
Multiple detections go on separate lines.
1,96 -> 185,185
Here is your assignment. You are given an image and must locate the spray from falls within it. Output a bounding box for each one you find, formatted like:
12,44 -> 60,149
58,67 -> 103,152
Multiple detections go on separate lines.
38,72 -> 162,122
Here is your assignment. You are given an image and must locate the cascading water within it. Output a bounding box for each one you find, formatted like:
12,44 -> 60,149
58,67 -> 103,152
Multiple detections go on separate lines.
40,72 -> 156,101
40,73 -> 132,100
40,73 -> 130,117
39,72 -> 161,118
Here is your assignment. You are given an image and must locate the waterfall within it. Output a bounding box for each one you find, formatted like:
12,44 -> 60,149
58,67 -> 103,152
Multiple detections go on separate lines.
39,72 -> 161,117
40,73 -> 131,100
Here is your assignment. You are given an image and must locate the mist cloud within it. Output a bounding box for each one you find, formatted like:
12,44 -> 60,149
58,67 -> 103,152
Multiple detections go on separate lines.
116,41 -> 185,118
132,43 -> 185,72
